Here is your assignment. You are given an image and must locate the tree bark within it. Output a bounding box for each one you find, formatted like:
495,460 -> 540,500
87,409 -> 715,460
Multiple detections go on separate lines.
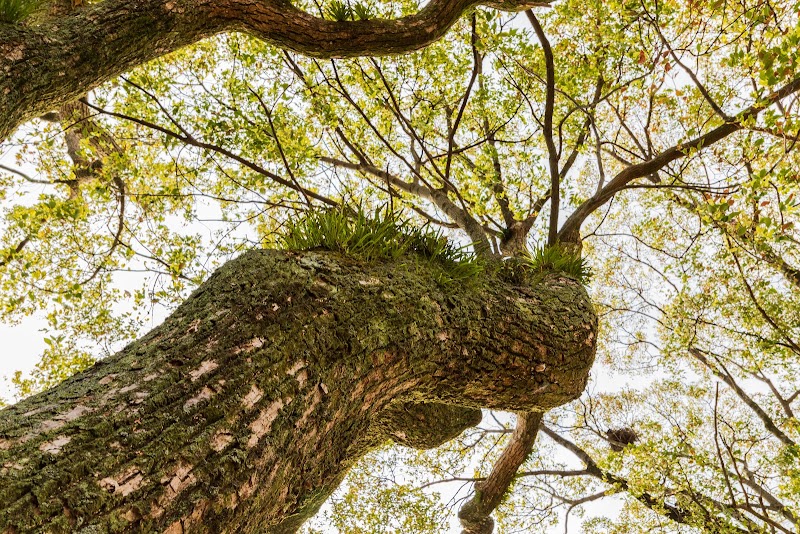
0,249 -> 596,533
0,0 -> 546,140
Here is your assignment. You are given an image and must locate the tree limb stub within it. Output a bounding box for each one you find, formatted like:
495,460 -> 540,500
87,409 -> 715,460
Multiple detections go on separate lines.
0,249 -> 596,533
0,0 -> 549,140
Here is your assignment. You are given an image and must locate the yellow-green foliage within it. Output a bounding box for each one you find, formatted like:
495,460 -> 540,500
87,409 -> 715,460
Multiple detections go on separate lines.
280,208 -> 483,283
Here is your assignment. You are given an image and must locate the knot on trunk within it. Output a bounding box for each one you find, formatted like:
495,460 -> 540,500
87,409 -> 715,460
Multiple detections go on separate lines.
458,498 -> 495,534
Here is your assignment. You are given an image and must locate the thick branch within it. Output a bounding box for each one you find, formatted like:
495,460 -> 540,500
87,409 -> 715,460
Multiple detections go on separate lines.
0,250 -> 596,532
525,11 -> 559,246
0,0 -> 548,140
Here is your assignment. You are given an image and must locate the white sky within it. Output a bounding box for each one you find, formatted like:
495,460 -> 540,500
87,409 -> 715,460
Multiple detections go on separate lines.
0,317 -> 46,400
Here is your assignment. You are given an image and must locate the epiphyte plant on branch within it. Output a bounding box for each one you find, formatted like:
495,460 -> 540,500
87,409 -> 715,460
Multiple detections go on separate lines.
0,0 -> 799,531
0,0 -> 41,23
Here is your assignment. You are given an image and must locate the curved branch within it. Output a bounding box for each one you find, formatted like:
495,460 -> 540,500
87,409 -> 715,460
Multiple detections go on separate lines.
0,163 -> 51,185
525,11 -> 559,245
82,99 -> 339,208
541,425 -> 752,534
0,236 -> 30,268
0,250 -> 596,532
320,156 -> 493,253
0,0 -> 550,139
689,348 -> 796,448
726,240 -> 800,355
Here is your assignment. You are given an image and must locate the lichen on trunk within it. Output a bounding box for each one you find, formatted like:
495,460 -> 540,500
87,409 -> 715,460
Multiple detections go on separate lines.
0,249 -> 596,533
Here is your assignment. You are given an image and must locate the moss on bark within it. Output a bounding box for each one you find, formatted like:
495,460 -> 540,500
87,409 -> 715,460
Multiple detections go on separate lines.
0,249 -> 596,533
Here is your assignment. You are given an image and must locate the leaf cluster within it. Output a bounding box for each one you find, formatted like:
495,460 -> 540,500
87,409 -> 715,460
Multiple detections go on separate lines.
280,207 -> 483,283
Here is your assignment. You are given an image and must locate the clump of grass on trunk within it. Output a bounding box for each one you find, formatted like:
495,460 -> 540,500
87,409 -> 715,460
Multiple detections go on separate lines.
523,245 -> 593,284
0,0 -> 41,23
280,208 -> 483,284
499,245 -> 593,285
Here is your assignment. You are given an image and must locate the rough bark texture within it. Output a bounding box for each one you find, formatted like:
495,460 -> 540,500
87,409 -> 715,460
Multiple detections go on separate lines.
0,249 -> 596,533
0,0 -> 546,140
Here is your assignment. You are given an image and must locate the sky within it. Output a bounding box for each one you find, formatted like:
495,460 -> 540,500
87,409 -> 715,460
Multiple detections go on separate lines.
0,316 -> 46,399
0,146 -> 45,401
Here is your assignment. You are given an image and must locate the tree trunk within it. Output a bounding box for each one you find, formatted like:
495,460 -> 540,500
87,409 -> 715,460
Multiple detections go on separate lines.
0,250 -> 596,533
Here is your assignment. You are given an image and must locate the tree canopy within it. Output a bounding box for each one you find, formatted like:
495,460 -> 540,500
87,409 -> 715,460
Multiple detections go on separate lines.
1,0 -> 799,531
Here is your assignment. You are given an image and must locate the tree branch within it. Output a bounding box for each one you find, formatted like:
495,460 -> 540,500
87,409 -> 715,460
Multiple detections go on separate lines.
540,425 -> 751,534
458,411 -> 543,534
0,250 -> 596,532
0,0 -> 550,139
525,11 -> 559,245
320,156 -> 493,253
690,347 -> 796,447
558,75 -> 800,241
81,99 -> 339,208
